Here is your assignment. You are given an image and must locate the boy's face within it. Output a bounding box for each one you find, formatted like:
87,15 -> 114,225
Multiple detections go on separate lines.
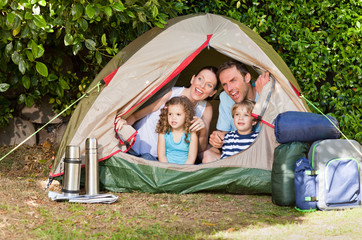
233,106 -> 256,135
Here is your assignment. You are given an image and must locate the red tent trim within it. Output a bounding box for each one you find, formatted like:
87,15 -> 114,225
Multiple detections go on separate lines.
121,34 -> 213,117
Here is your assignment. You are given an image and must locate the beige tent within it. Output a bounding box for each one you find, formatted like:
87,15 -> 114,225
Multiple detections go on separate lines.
49,13 -> 309,194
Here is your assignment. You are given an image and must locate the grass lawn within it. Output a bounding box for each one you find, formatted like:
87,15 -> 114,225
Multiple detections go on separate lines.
1,145 -> 361,239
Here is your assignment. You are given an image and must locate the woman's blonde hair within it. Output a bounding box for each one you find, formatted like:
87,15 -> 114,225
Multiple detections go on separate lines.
156,96 -> 195,143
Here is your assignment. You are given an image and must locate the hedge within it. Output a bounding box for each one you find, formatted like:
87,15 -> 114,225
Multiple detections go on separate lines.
0,0 -> 360,142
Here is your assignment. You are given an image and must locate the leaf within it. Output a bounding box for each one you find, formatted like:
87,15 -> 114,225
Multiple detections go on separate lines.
5,42 -> 13,54
64,33 -> 74,46
55,85 -> 64,97
31,40 -> 38,59
154,22 -> 164,28
73,43 -> 82,55
59,78 -> 70,90
38,0 -> 46,7
85,39 -> 96,51
33,15 -> 47,28
13,24 -> 21,36
21,25 -> 30,38
138,12 -> 146,23
126,11 -> 135,18
113,2 -> 125,12
48,73 -> 58,82
36,44 -> 45,58
79,18 -> 88,31
72,3 -> 83,21
0,83 -> 10,92
95,51 -> 102,65
236,1 -> 241,9
19,59 -> 26,74
151,5 -> 158,18
22,76 -> 31,89
104,6 -> 112,17
11,51 -> 21,64
26,51 -> 34,61
18,94 -> 26,103
25,95 -> 34,107
0,0 -> 8,9
86,5 -> 96,19
6,12 -> 15,26
36,62 -> 48,77
101,33 -> 107,46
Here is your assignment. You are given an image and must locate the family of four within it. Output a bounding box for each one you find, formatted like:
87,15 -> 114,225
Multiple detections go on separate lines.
117,60 -> 270,164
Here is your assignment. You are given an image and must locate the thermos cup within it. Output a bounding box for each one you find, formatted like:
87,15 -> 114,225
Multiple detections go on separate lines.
62,145 -> 81,197
85,138 -> 99,195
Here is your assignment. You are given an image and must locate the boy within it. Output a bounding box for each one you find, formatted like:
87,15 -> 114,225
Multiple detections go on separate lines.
220,99 -> 259,159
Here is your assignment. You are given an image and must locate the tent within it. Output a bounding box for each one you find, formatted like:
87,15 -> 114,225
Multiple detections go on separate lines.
49,13 -> 309,194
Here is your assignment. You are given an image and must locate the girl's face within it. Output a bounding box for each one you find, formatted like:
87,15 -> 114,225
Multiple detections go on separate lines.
233,106 -> 256,135
190,69 -> 217,101
167,104 -> 186,131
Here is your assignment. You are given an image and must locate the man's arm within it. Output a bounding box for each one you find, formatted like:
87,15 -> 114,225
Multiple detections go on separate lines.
209,130 -> 227,149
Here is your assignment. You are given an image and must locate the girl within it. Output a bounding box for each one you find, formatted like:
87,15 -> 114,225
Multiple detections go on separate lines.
156,96 -> 198,164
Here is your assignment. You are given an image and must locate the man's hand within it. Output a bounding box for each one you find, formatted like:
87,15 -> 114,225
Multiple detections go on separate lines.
255,71 -> 270,95
209,130 -> 227,149
115,118 -> 127,130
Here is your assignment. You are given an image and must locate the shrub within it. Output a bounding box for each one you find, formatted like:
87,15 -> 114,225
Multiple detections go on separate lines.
0,0 -> 360,142
182,0 -> 361,142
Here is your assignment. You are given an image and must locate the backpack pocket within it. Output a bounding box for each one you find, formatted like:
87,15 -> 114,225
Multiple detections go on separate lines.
295,157 -> 318,211
324,158 -> 360,207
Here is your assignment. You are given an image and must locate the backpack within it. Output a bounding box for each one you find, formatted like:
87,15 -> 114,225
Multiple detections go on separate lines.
308,139 -> 362,210
294,157 -> 317,211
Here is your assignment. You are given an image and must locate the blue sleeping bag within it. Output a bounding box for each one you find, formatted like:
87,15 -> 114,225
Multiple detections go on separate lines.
274,111 -> 341,143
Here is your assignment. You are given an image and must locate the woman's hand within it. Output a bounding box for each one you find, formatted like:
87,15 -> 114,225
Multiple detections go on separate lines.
190,116 -> 206,132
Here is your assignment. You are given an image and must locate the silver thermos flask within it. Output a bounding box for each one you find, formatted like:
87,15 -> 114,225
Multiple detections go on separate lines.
62,145 -> 81,197
85,138 -> 99,195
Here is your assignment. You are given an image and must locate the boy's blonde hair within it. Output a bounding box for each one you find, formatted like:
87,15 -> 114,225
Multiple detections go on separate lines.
231,99 -> 256,118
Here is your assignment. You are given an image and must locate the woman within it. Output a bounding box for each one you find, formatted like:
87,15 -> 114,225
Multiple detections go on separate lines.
116,66 -> 219,160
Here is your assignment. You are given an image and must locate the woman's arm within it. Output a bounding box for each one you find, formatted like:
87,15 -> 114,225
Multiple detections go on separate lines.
116,90 -> 173,129
185,132 -> 198,164
197,102 -> 213,152
157,133 -> 168,163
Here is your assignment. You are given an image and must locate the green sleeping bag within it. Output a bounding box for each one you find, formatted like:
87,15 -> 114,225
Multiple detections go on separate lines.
272,142 -> 310,206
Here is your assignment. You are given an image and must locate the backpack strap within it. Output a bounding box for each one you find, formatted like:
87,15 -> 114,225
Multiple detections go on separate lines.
305,196 -> 319,202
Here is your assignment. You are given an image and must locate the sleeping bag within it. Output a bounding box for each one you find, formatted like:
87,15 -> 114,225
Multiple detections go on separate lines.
274,111 -> 341,143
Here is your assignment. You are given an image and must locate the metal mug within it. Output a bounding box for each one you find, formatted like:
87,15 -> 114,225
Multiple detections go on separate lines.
85,138 -> 99,195
62,145 -> 81,197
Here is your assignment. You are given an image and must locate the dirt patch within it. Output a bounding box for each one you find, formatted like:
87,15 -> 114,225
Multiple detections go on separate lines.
0,144 -> 302,239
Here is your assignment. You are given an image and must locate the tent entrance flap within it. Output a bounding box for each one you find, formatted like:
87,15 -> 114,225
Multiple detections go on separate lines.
122,34 -> 213,117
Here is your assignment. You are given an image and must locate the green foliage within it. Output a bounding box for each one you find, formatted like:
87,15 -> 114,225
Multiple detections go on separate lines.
0,0 -> 360,142
0,0 -> 185,127
181,0 -> 361,142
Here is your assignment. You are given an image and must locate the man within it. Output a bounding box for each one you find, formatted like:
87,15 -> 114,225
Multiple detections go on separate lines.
202,60 -> 270,163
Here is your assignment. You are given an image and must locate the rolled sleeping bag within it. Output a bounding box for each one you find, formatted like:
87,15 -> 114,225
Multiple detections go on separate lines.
274,111 -> 341,144
272,142 -> 310,206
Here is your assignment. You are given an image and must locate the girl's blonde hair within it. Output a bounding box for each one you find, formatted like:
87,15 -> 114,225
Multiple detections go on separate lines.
156,96 -> 195,143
